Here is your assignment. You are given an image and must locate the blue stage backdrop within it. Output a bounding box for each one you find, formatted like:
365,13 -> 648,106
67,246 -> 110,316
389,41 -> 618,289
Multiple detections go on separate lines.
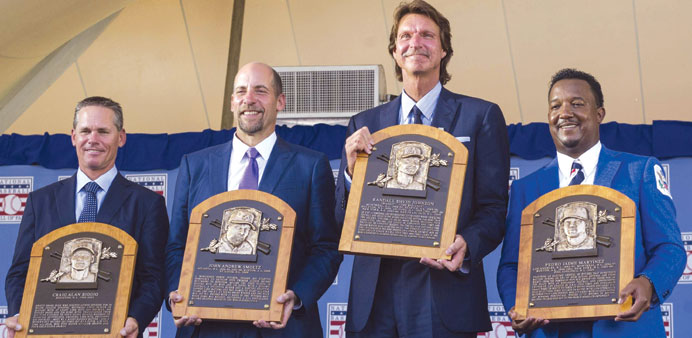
1,121 -> 690,338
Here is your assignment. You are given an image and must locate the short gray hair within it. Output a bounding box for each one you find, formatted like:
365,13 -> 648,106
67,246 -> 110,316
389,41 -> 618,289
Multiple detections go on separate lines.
73,96 -> 124,131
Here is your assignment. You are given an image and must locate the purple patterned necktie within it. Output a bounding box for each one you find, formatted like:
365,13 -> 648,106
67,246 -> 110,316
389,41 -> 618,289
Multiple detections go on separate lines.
238,148 -> 260,190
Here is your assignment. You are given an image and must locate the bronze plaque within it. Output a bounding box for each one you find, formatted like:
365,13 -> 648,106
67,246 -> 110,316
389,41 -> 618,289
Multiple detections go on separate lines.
17,223 -> 137,337
339,124 -> 468,259
515,185 -> 636,321
174,190 -> 296,322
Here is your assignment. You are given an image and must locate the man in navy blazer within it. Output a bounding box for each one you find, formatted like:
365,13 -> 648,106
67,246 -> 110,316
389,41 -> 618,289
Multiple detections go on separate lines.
497,69 -> 686,337
334,1 -> 509,336
165,62 -> 341,337
5,96 -> 169,338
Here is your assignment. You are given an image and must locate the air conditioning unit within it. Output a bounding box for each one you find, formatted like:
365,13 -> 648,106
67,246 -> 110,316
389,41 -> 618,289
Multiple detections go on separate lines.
274,65 -> 386,124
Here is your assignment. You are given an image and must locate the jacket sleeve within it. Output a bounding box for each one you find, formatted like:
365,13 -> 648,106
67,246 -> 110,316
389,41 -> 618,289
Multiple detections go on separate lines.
460,103 -> 510,265
636,157 -> 685,304
128,193 -> 169,330
165,154 -> 192,295
5,192 -> 38,316
334,116 -> 358,225
496,179 -> 527,312
290,154 -> 343,309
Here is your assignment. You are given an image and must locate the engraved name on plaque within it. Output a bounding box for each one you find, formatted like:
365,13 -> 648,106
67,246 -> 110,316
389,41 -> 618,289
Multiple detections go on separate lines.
17,223 -> 136,337
339,124 -> 468,259
515,185 -> 636,321
174,190 -> 296,322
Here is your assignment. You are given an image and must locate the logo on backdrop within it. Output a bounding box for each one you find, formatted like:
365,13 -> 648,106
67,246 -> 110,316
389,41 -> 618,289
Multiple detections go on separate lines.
142,309 -> 161,338
680,232 -> 692,284
125,174 -> 167,200
1,306 -> 9,338
661,303 -> 673,337
477,303 -> 515,337
0,176 -> 33,223
327,303 -> 346,338
509,168 -> 520,190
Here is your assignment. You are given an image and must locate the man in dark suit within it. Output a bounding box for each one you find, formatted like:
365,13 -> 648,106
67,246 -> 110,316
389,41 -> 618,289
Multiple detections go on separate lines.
334,1 -> 509,337
5,96 -> 169,338
497,68 -> 686,337
165,62 -> 341,337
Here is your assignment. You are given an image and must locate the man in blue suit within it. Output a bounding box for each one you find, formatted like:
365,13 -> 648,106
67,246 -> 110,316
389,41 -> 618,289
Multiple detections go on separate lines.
497,68 -> 686,337
334,1 -> 509,337
165,62 -> 341,337
5,96 -> 169,338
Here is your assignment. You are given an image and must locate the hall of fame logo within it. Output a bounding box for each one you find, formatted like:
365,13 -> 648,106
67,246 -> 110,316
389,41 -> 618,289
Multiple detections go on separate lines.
680,232 -> 692,284
126,174 -> 167,200
508,168 -> 520,190
327,303 -> 346,338
661,303 -> 673,337
1,306 -> 9,338
477,303 -> 514,337
142,309 -> 161,338
0,176 -> 33,223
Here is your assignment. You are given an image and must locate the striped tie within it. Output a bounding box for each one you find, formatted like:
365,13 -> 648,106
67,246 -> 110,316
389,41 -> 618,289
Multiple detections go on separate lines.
568,161 -> 585,186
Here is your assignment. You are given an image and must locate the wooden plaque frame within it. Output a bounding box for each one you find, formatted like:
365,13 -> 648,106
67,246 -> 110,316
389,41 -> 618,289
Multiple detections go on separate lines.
514,185 -> 636,321
17,223 -> 137,338
339,124 -> 468,259
173,190 -> 296,322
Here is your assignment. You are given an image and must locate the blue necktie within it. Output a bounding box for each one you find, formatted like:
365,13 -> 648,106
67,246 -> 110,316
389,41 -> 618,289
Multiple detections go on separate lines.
410,105 -> 423,124
78,182 -> 101,222
238,148 -> 260,190
568,161 -> 585,186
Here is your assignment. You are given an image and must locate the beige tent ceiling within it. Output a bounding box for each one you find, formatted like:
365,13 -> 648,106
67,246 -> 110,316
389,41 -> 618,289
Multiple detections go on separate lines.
2,0 -> 691,135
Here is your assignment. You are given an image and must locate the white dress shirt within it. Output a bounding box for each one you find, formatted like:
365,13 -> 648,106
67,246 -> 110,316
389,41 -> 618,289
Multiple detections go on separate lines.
557,141 -> 602,188
398,82 -> 441,126
75,165 -> 118,220
227,131 -> 277,191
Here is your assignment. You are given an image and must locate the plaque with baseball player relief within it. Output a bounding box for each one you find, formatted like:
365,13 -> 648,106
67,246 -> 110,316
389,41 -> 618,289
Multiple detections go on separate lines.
339,124 -> 467,260
514,185 -> 636,321
17,223 -> 136,337
174,190 -> 296,322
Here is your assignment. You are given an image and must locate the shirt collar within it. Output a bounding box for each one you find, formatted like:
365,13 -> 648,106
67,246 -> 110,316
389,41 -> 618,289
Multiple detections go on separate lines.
76,165 -> 118,193
400,82 -> 442,124
231,131 -> 277,162
556,141 -> 602,179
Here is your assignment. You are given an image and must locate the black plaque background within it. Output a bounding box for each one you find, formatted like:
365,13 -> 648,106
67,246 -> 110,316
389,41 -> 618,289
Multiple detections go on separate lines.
530,195 -> 622,308
355,134 -> 453,247
30,232 -> 122,335
190,200 -> 282,310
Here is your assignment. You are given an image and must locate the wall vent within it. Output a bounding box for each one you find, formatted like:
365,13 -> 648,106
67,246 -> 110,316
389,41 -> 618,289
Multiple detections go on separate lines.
274,65 -> 385,121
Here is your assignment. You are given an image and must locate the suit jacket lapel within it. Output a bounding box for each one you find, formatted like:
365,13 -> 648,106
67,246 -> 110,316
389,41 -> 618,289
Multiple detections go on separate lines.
209,141 -> 233,195
378,96 -> 400,129
259,137 -> 295,194
56,174 -> 77,225
539,158 -> 560,196
594,146 -> 620,187
431,88 -> 459,132
97,173 -> 133,224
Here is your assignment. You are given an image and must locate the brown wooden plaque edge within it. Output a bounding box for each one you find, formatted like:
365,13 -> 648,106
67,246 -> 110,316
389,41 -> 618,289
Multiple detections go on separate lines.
514,185 -> 636,321
339,124 -> 468,260
173,190 -> 296,322
17,222 -> 137,338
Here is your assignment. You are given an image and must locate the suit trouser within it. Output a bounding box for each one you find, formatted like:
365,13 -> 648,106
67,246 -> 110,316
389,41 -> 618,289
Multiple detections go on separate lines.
347,258 -> 475,338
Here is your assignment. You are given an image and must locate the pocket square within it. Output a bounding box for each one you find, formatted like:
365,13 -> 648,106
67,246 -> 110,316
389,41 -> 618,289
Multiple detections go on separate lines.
456,136 -> 470,143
